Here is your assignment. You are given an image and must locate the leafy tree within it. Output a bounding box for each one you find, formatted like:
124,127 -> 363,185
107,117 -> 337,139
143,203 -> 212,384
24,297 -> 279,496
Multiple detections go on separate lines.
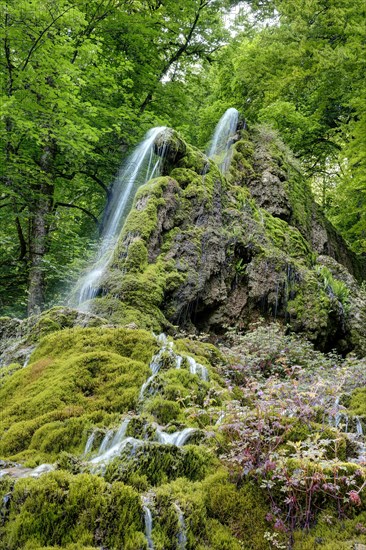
197,0 -> 366,252
0,0 -> 238,315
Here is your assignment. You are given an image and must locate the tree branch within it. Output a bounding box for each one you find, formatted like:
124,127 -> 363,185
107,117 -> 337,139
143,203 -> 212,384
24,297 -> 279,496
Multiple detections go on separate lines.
21,7 -> 73,71
55,202 -> 100,226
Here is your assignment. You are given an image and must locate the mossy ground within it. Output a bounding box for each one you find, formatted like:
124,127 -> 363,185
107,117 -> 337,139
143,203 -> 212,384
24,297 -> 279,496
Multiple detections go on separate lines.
1,129 -> 366,549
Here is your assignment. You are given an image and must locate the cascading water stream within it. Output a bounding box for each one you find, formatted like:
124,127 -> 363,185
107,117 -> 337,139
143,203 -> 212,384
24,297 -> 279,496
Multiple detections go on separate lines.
174,503 -> 187,550
156,427 -> 196,446
81,334 -> 208,468
207,107 -> 239,173
83,431 -> 96,456
142,497 -> 154,549
139,334 -> 209,400
329,396 -> 366,463
75,126 -> 167,308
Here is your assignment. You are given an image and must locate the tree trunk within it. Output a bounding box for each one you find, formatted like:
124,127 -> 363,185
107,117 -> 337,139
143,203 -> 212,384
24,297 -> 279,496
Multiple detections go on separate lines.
27,143 -> 55,315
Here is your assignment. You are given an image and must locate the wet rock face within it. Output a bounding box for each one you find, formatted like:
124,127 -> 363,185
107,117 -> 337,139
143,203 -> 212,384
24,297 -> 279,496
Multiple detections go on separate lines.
0,307 -> 108,366
96,126 -> 366,354
154,128 -> 186,173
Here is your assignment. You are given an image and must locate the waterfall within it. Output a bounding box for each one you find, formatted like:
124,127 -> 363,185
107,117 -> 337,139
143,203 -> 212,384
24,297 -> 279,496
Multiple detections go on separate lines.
207,108 -> 239,172
83,431 -> 96,456
186,356 -> 209,382
75,126 -> 168,307
174,503 -> 187,550
142,497 -> 154,549
89,418 -> 146,465
139,334 -> 210,401
98,429 -> 114,454
156,427 -> 196,446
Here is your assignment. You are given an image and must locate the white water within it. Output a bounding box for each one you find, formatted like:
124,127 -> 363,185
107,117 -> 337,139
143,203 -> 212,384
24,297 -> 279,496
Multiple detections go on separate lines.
90,418 -> 138,465
83,333 -> 207,468
76,126 -> 167,307
98,429 -> 114,454
142,497 -> 154,549
186,356 -> 209,382
174,503 -> 187,550
83,431 -> 96,456
329,397 -> 366,463
156,427 -> 196,446
207,108 -> 239,172
139,334 -> 209,401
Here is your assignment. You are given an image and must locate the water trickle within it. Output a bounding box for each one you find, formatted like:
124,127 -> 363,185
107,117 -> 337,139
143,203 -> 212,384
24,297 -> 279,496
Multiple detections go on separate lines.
30,464 -> 55,477
174,503 -> 187,550
207,108 -> 239,172
90,418 -> 140,465
156,427 -> 196,446
186,356 -> 209,382
75,127 -> 168,308
139,333 -> 174,400
142,497 -> 154,549
83,431 -> 96,456
356,417 -> 364,437
98,429 -> 114,455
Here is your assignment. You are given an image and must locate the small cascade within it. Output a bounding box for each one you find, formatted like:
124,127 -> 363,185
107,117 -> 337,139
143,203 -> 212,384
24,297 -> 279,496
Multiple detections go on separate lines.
82,334 -> 207,467
90,418 -> 143,465
139,333 -> 209,401
139,346 -> 167,400
98,429 -> 114,454
109,417 -> 131,448
75,126 -> 168,308
216,412 -> 225,425
31,464 -> 54,477
174,503 -> 187,550
142,497 -> 154,549
356,417 -> 363,437
83,431 -> 96,456
207,108 -> 239,172
329,398 -> 366,464
186,356 -> 209,382
156,427 -> 196,446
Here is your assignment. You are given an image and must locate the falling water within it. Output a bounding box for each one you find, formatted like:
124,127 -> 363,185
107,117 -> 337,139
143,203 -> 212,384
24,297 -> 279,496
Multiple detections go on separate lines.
75,126 -> 168,307
140,335 -> 209,401
89,418 -> 144,465
174,503 -> 187,550
186,356 -> 209,382
156,427 -> 197,446
142,497 -> 154,549
207,108 -> 239,172
81,334 -> 207,469
83,431 -> 96,456
98,429 -> 114,454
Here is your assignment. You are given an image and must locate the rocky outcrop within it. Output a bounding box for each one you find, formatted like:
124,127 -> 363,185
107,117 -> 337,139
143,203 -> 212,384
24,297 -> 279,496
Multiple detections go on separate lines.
82,126 -> 366,355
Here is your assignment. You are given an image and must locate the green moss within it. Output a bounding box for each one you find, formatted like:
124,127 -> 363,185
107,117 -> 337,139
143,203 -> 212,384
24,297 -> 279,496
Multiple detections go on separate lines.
287,270 -> 334,344
263,212 -> 312,262
125,238 -> 148,273
144,396 -> 181,424
105,442 -> 213,486
119,176 -> 179,242
293,511 -> 366,549
349,388 -> 366,417
154,471 -> 270,550
90,296 -> 166,331
177,144 -> 209,174
0,328 -> 156,461
0,471 -> 144,550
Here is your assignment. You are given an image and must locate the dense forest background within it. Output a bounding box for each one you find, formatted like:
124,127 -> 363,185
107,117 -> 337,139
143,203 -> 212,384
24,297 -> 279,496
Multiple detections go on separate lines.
1,0 -> 365,317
